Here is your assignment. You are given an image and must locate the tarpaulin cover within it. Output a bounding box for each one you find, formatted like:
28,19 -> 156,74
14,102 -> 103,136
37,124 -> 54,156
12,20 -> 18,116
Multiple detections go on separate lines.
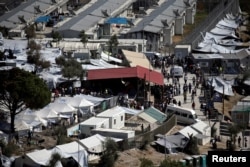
106,17 -> 128,24
35,16 -> 51,23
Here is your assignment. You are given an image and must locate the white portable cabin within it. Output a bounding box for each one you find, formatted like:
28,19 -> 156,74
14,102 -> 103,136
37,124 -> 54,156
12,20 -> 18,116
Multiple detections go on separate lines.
91,128 -> 135,139
174,45 -> 191,60
191,121 -> 211,137
165,104 -> 200,125
96,106 -> 125,129
80,117 -> 109,136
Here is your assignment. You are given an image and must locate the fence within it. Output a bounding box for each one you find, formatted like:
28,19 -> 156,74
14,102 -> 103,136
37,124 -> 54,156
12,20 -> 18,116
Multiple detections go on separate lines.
181,0 -> 239,49
120,114 -> 177,150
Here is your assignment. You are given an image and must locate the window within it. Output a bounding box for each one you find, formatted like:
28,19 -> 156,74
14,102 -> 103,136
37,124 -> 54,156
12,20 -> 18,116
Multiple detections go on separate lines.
114,119 -> 116,125
121,116 -> 123,121
182,113 -> 187,117
189,115 -> 194,119
175,111 -> 180,115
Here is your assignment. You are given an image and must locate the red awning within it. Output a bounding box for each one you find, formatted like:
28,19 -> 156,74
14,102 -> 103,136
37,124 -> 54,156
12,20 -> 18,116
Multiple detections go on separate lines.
87,66 -> 164,85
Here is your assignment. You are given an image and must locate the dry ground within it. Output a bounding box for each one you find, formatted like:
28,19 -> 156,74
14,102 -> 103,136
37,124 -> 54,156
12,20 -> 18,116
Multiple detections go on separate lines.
214,92 -> 244,120
112,127 -> 230,167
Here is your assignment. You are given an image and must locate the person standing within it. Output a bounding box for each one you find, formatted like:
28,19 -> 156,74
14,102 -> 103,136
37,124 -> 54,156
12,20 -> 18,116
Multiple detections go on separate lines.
238,136 -> 241,147
192,101 -> 195,110
244,137 -> 247,147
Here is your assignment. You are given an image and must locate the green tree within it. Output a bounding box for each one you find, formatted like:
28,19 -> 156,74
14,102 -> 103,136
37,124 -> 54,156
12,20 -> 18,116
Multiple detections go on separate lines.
79,30 -> 88,48
159,158 -> 183,167
107,34 -> 119,55
47,152 -> 63,167
0,68 -> 51,134
140,157 -> 154,167
27,40 -> 51,73
0,50 -> 5,60
184,134 -> 200,155
0,26 -> 9,37
51,31 -> 62,46
55,56 -> 84,80
25,24 -> 36,41
98,138 -> 119,167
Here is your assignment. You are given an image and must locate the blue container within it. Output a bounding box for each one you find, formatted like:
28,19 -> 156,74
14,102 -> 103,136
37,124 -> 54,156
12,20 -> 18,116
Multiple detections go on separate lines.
200,154 -> 207,167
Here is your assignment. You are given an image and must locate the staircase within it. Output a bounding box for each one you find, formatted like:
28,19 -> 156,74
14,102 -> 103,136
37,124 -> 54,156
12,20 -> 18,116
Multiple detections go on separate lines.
219,121 -> 231,137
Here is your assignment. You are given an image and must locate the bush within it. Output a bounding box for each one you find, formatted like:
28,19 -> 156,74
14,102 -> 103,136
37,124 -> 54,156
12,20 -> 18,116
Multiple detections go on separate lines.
0,140 -> 19,157
184,134 -> 200,155
140,157 -> 154,167
159,158 -> 183,167
98,138 -> 119,167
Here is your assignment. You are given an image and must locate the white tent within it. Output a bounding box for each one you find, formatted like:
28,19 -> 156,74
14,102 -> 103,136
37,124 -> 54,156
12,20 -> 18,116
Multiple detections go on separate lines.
25,149 -> 63,167
15,108 -> 42,133
36,107 -> 59,126
47,102 -> 77,115
79,134 -> 123,154
55,96 -> 94,109
74,94 -> 105,106
54,141 -> 88,167
55,96 -> 95,116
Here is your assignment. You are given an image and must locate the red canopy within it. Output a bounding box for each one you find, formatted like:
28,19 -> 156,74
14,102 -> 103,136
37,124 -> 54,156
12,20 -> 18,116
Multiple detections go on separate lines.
87,66 -> 164,85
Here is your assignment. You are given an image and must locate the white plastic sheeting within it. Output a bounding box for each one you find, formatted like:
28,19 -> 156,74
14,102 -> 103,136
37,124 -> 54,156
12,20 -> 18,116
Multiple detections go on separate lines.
25,141 -> 89,167
207,77 -> 234,96
54,141 -> 88,167
120,106 -> 142,115
89,59 -> 121,68
101,52 -> 122,63
26,149 -> 63,167
195,13 -> 246,53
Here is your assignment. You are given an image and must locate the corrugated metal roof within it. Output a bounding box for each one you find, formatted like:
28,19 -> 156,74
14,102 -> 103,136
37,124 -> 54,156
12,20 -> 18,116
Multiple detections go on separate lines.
8,10 -> 34,23
128,0 -> 176,34
138,112 -> 157,123
0,0 -> 69,29
39,0 -> 54,4
58,0 -> 131,33
70,15 -> 102,32
23,1 -> 51,13
144,107 -> 167,123
0,21 -> 16,29
87,66 -> 164,85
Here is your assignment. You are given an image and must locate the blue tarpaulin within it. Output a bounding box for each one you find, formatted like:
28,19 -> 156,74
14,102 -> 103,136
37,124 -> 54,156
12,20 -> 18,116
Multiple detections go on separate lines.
35,16 -> 51,23
106,17 -> 128,24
